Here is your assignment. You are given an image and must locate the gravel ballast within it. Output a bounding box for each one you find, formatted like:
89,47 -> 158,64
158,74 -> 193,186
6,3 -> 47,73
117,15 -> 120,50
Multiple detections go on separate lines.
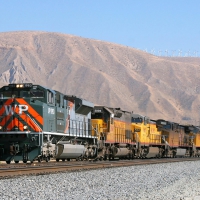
1,160 -> 200,200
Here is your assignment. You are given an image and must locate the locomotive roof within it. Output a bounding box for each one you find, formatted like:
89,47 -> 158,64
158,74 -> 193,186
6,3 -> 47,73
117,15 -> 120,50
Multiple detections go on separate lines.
132,113 -> 150,119
64,95 -> 93,106
132,113 -> 144,118
42,86 -> 56,94
94,105 -> 131,114
156,119 -> 179,125
64,95 -> 94,115
0,83 -> 56,94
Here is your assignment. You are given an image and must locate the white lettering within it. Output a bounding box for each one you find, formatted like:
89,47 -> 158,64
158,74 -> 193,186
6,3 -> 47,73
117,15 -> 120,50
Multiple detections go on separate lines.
4,105 -> 17,115
18,105 -> 28,114
48,108 -> 55,114
4,104 -> 28,115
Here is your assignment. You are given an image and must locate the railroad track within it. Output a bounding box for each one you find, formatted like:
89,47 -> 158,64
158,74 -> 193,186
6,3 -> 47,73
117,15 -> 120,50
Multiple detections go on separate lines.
0,157 -> 199,179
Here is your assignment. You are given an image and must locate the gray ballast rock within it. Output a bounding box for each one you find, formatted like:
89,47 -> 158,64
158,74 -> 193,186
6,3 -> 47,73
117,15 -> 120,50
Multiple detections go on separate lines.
0,161 -> 200,200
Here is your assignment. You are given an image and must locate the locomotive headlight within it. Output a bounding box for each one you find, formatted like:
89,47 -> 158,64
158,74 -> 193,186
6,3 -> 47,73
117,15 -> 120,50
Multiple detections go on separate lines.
16,84 -> 24,88
0,126 -> 2,130
23,125 -> 28,130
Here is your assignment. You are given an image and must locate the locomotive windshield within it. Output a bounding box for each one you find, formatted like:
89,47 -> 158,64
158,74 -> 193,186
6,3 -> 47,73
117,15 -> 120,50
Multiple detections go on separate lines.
0,90 -> 18,99
132,117 -> 143,123
0,89 -> 44,99
23,90 -> 44,98
92,112 -> 103,119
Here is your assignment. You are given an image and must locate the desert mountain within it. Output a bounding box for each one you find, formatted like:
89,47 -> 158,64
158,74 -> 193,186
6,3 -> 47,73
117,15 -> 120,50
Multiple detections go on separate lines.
0,31 -> 200,124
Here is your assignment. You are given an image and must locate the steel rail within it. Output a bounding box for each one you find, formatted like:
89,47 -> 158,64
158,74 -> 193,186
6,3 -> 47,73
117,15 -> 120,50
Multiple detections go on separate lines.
0,157 -> 199,179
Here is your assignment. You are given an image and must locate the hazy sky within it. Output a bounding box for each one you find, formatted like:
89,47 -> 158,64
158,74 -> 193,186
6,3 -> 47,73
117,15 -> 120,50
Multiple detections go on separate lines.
1,1 -> 200,56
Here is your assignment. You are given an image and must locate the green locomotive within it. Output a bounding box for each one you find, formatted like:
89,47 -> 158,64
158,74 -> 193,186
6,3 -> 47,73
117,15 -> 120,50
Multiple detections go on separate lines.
0,83 -> 97,163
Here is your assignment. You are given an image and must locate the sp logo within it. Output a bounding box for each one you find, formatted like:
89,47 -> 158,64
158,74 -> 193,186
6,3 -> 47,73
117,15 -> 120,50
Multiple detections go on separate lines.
4,104 -> 28,115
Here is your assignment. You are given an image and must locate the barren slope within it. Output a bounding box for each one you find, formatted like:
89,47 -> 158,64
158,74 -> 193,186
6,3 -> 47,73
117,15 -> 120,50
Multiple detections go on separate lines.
0,31 -> 200,123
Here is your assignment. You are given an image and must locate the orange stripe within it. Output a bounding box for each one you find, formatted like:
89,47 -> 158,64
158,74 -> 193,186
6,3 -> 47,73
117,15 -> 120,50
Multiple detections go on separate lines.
0,99 -> 14,126
0,109 -> 38,132
0,99 -> 8,115
0,116 -> 9,126
5,114 -> 41,132
27,117 -> 42,132
0,99 -> 14,115
6,118 -> 24,131
14,118 -> 24,131
16,98 -> 43,125
0,98 -> 42,131
14,106 -> 41,132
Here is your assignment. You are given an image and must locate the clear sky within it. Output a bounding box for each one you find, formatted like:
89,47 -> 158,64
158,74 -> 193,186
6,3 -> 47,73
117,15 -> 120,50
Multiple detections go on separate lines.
0,0 -> 200,57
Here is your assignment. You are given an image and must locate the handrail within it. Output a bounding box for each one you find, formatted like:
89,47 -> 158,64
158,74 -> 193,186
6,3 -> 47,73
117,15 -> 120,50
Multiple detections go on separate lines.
26,114 -> 42,146
26,114 -> 42,132
92,124 -> 99,137
162,135 -> 170,147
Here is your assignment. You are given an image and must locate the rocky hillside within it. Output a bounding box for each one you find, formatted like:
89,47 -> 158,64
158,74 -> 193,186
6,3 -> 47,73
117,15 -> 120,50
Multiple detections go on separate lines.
0,31 -> 200,124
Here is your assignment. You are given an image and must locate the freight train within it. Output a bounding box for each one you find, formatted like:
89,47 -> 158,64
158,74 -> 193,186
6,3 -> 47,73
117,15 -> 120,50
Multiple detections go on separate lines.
0,83 -> 199,164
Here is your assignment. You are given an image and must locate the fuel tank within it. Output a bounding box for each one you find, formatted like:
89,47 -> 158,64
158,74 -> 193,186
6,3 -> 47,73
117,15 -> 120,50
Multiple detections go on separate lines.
176,148 -> 186,157
113,148 -> 129,157
146,147 -> 159,158
55,144 -> 85,159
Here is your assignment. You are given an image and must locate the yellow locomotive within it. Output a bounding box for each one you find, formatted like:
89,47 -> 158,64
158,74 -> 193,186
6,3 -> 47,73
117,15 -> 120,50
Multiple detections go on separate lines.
156,120 -> 200,157
91,106 -> 164,159
91,106 -> 200,159
131,114 -> 163,158
91,106 -> 135,160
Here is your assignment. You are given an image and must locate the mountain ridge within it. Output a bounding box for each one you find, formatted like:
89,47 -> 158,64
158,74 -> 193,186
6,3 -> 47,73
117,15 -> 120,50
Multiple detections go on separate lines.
0,31 -> 200,124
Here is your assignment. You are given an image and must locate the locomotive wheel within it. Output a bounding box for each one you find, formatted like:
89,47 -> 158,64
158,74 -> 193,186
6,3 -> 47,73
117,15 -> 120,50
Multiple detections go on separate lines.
67,158 -> 70,161
78,157 -> 83,161
23,160 -> 27,163
103,155 -> 107,161
15,161 -> 19,163
62,159 -> 65,162
38,157 -> 42,162
56,159 -> 59,162
6,161 -> 10,164
85,157 -> 89,161
109,155 -> 114,160
45,157 -> 50,162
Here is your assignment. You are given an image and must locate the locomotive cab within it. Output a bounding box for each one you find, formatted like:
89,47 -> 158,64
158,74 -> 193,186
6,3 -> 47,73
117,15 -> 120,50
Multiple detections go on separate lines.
0,83 -> 98,163
156,119 -> 195,157
0,83 -> 45,163
91,106 -> 134,160
131,114 -> 163,158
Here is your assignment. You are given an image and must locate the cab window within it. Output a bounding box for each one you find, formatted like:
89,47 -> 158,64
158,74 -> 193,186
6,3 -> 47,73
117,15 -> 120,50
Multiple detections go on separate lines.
0,91 -> 18,99
48,91 -> 54,104
21,90 -> 44,98
132,117 -> 143,123
30,91 -> 44,98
